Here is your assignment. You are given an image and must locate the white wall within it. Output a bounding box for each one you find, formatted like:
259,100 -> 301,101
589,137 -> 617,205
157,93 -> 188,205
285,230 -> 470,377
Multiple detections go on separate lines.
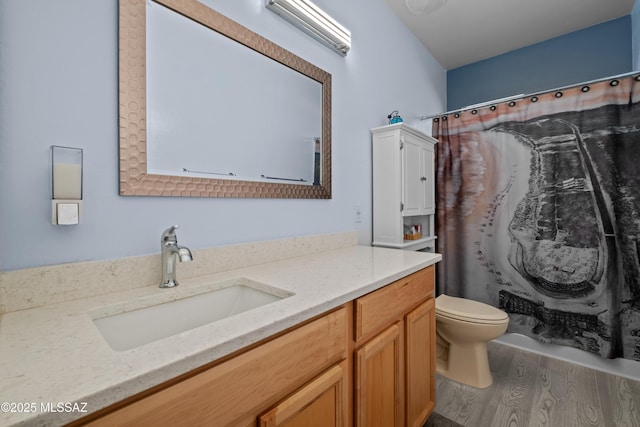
0,0 -> 445,271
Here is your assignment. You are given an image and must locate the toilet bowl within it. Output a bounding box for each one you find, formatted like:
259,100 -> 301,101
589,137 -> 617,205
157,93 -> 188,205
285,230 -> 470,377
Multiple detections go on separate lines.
435,294 -> 509,388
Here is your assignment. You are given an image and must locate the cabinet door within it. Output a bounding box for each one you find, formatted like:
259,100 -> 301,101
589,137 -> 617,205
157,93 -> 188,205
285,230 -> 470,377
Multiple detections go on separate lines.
420,143 -> 435,215
401,136 -> 423,217
355,323 -> 403,427
405,299 -> 436,427
259,361 -> 347,427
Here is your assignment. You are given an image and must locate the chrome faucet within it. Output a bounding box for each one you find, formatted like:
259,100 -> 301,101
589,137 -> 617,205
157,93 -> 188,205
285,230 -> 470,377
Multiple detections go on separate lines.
160,225 -> 193,288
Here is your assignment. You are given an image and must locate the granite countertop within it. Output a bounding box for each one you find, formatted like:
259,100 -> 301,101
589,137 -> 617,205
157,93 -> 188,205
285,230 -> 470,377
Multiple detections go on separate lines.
0,245 -> 441,426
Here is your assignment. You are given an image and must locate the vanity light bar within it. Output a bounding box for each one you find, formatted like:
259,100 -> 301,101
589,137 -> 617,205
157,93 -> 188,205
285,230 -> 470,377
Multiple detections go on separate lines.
266,0 -> 351,56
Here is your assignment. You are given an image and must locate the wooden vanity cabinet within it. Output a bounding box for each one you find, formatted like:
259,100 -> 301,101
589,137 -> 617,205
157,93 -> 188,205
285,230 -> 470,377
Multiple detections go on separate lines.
354,266 -> 435,427
74,266 -> 435,427
79,307 -> 349,427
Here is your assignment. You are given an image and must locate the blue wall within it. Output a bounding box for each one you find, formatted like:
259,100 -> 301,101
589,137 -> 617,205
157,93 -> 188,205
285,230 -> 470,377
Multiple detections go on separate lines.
0,0 -> 445,271
633,1 -> 640,70
447,16 -> 633,110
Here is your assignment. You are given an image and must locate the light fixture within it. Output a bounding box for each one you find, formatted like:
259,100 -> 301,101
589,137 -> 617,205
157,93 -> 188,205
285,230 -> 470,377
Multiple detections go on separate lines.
51,145 -> 83,225
266,0 -> 351,56
405,0 -> 448,15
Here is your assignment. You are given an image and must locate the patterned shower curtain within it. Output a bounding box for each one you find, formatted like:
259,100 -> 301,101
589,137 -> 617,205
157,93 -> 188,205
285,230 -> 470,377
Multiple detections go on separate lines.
433,74 -> 640,361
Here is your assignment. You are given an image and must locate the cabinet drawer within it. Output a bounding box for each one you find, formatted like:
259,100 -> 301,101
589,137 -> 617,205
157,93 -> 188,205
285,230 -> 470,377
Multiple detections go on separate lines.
86,306 -> 348,427
355,266 -> 433,342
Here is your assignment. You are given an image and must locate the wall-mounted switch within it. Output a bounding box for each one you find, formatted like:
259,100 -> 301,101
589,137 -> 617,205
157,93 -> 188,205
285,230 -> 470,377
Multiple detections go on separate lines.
354,205 -> 362,223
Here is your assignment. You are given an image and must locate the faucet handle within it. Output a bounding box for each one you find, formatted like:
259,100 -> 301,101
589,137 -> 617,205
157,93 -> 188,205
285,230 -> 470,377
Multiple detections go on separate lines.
178,246 -> 193,262
161,225 -> 179,243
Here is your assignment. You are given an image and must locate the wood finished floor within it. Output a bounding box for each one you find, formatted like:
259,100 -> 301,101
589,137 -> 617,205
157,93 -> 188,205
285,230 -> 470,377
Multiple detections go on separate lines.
434,341 -> 640,427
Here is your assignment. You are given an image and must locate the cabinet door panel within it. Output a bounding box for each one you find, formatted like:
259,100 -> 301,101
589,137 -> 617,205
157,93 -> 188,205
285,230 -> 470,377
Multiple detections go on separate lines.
356,323 -> 402,427
421,143 -> 435,214
406,299 -> 436,427
259,361 -> 347,427
401,137 -> 423,217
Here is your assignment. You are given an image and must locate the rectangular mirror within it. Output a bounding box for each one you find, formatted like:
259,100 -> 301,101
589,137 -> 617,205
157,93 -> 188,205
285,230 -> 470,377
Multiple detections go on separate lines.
119,0 -> 332,198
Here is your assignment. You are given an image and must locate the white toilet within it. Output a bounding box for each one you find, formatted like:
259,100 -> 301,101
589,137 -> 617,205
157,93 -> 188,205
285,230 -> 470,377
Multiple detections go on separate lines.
435,294 -> 509,388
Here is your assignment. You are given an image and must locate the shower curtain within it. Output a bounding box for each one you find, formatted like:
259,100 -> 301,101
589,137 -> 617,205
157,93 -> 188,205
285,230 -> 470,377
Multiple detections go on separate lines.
433,74 -> 640,361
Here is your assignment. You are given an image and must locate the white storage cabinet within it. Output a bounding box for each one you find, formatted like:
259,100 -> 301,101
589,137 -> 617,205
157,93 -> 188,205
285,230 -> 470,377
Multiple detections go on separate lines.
371,123 -> 437,252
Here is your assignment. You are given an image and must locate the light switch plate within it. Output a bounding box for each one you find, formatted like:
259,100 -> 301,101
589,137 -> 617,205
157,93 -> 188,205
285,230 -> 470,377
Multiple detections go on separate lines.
354,205 -> 362,223
52,200 -> 82,225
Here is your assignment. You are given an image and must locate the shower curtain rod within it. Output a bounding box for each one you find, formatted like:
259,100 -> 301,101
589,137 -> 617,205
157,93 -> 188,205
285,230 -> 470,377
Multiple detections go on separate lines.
419,70 -> 640,121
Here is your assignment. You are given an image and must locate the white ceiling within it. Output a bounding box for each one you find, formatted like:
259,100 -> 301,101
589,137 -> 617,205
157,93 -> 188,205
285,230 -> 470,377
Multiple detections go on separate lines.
384,0 -> 636,70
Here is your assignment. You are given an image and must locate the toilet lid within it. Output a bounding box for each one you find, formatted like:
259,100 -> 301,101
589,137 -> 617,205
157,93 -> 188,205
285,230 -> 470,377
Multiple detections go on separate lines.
436,295 -> 508,323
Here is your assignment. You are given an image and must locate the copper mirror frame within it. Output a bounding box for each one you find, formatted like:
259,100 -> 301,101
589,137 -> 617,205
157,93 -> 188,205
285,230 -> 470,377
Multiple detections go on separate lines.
119,0 -> 332,198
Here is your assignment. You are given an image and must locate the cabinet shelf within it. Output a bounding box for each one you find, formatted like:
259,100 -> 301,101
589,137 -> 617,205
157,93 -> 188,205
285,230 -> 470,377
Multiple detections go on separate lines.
373,235 -> 437,252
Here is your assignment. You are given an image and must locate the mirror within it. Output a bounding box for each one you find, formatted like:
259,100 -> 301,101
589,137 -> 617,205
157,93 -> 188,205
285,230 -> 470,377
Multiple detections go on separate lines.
119,0 -> 332,198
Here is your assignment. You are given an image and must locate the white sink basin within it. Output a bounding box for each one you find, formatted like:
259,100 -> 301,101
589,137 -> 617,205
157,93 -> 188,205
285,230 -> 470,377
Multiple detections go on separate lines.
90,278 -> 293,351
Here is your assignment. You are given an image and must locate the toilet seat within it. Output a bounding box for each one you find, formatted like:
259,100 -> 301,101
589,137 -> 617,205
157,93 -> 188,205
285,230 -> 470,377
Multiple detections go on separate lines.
436,295 -> 508,325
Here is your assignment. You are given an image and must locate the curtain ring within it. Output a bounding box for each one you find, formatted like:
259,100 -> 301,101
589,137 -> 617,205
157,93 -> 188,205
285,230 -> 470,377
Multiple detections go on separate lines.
454,113 -> 460,118
490,105 -> 496,111
433,118 -> 439,123
530,96 -> 538,102
471,109 -> 477,115
581,85 -> 590,92
508,101 -> 516,107
610,79 -> 619,86
555,91 -> 563,98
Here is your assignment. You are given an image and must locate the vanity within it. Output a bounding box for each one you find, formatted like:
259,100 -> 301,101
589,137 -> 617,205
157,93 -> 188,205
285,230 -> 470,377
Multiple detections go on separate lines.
77,268 -> 435,427
0,236 -> 441,426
